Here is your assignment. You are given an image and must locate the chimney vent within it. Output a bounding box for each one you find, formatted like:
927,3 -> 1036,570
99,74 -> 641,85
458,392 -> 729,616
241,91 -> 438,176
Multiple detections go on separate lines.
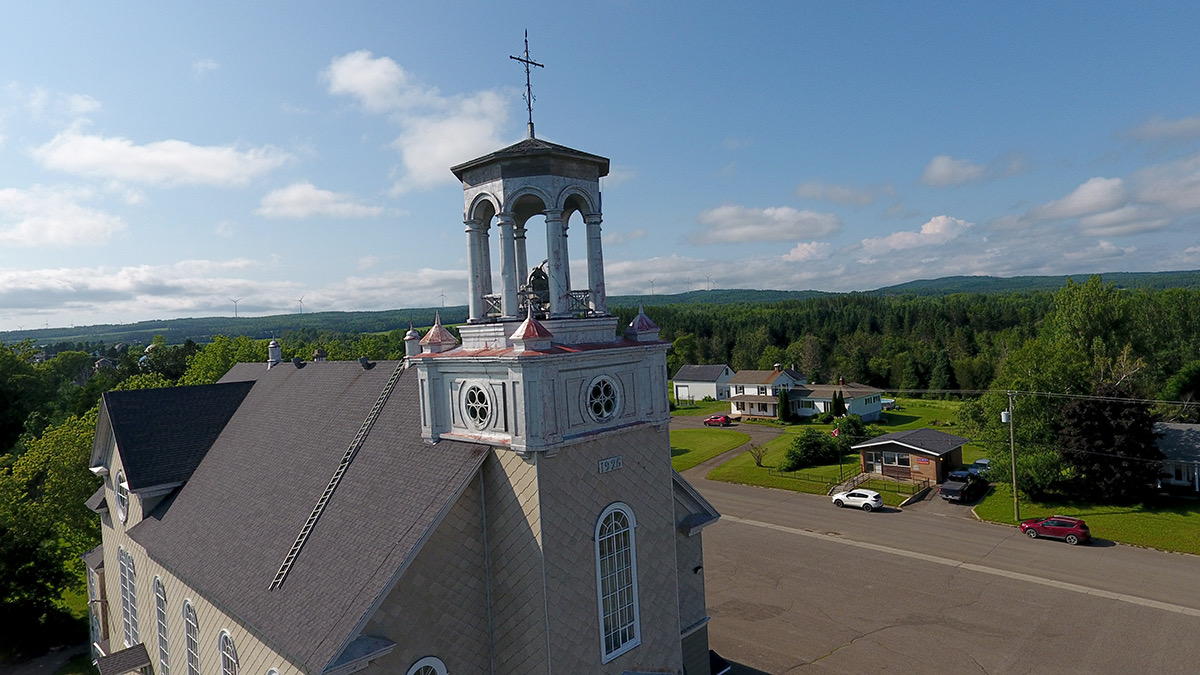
292,356 -> 305,368
359,356 -> 376,370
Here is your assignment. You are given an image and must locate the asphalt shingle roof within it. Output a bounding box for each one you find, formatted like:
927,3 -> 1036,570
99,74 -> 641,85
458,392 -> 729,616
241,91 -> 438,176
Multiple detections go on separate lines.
95,643 -> 150,675
101,381 -> 254,490
1154,422 -> 1200,462
852,428 -> 968,457
728,369 -> 805,385
127,361 -> 487,673
673,364 -> 730,382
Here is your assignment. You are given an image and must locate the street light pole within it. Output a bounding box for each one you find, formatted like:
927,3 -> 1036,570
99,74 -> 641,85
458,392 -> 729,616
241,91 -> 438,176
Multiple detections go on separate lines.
1006,390 -> 1020,522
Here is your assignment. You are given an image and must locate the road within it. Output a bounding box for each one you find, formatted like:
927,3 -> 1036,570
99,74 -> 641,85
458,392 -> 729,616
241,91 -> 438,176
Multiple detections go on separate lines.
680,426 -> 1200,674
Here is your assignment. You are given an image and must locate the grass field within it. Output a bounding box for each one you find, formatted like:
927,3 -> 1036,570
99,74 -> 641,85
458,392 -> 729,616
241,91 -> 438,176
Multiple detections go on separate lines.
974,483 -> 1200,555
670,399 -> 730,417
670,428 -> 750,472
705,397 -> 965,506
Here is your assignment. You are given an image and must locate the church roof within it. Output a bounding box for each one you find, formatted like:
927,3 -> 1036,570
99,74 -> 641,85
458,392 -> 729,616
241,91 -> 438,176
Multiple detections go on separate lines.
126,362 -> 488,673
450,136 -> 610,179
419,312 -> 459,347
96,381 -> 254,490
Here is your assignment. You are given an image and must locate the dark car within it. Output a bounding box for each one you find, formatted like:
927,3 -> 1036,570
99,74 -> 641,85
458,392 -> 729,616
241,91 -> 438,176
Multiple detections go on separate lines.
703,414 -> 733,427
940,470 -> 987,502
1020,515 -> 1091,545
968,458 -> 992,478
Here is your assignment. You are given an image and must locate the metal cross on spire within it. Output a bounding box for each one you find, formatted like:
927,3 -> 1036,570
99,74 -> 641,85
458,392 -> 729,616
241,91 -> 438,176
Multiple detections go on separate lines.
510,29 -> 544,139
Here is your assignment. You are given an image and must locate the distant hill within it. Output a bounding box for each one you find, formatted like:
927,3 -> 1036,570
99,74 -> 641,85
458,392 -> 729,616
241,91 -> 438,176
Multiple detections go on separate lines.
871,270 -> 1200,296
5,271 -> 1197,346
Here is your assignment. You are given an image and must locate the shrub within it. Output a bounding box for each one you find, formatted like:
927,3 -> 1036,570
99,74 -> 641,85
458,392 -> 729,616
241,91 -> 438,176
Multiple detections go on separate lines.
816,410 -> 835,425
780,429 -> 841,471
701,395 -> 716,402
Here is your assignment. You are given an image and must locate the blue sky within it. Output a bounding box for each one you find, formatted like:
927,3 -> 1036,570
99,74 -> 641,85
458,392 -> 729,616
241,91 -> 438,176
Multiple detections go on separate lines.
2,2 -> 1200,332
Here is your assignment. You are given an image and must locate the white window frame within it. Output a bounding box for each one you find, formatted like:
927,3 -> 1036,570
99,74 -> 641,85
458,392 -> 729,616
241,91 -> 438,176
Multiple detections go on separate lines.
118,547 -> 139,646
405,656 -> 448,675
115,470 -> 129,523
155,577 -> 170,675
219,631 -> 239,675
595,502 -> 641,663
183,602 -> 200,675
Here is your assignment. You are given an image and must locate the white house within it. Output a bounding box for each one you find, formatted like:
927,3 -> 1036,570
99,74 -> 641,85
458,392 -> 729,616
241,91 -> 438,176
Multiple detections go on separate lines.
728,366 -> 807,419
790,381 -> 885,422
1155,422 -> 1200,492
673,364 -> 735,402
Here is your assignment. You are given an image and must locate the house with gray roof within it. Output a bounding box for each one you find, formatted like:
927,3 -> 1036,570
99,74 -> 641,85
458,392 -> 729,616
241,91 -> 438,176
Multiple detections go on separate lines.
852,428 -> 968,484
1154,422 -> 1200,492
673,364 -> 735,402
83,132 -> 720,675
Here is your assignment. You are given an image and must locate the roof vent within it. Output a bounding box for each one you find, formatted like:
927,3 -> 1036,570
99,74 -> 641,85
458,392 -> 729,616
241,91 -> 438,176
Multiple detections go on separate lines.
359,356 -> 376,370
292,356 -> 305,368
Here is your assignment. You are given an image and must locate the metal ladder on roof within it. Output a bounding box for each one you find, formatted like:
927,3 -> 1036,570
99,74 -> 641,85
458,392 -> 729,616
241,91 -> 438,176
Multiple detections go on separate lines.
269,361 -> 406,590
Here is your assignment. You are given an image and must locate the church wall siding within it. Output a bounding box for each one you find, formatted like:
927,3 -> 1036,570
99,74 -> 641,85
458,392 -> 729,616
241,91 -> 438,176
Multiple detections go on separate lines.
363,473 -> 491,675
484,448 -> 549,674
537,424 -> 684,674
674,516 -> 708,632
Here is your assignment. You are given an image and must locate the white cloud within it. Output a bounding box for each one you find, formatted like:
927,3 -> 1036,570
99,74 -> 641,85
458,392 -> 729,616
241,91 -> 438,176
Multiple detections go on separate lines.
8,84 -> 99,120
323,50 -> 440,114
783,241 -> 831,262
795,180 -> 891,206
1127,115 -> 1200,144
1032,177 -> 1127,220
33,130 -> 290,187
603,228 -> 647,246
1077,206 -> 1168,237
0,185 -> 125,246
694,205 -> 840,244
1062,240 -> 1134,261
1133,153 -> 1200,212
193,58 -> 220,77
860,215 -> 972,256
603,166 -> 637,188
324,51 -> 509,192
919,155 -> 986,186
256,181 -> 384,219
215,220 -> 235,238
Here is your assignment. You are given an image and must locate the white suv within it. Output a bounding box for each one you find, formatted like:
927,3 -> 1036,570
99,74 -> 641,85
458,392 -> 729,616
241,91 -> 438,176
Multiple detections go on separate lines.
831,489 -> 883,512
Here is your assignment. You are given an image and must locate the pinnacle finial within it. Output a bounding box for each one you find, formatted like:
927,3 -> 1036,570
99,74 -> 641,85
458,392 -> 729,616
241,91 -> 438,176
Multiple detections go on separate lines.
510,30 -> 544,139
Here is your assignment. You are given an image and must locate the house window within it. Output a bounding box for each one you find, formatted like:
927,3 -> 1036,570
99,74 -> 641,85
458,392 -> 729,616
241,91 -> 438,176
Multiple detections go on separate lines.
883,452 -> 910,467
183,602 -> 200,675
757,386 -> 767,396
155,578 -> 169,675
800,401 -> 815,409
595,503 -> 641,662
219,632 -> 239,675
115,470 -> 129,523
405,657 -> 448,675
118,547 -> 138,646
735,386 -> 744,395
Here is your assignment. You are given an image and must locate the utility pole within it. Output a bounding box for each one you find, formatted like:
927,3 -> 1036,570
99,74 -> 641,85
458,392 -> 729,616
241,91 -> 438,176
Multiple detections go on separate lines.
1005,390 -> 1020,522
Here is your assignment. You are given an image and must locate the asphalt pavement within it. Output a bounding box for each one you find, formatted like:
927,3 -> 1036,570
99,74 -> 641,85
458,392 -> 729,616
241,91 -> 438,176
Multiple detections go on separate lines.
677,419 -> 1200,674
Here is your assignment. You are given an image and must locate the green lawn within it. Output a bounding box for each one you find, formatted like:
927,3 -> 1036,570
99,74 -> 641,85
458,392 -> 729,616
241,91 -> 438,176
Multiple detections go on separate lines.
705,396 -> 964,506
670,428 -> 750,471
975,483 -> 1200,555
670,399 -> 730,417
54,653 -> 98,675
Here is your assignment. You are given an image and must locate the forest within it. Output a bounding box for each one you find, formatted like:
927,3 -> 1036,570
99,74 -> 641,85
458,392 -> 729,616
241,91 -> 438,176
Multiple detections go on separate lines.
2,275 -> 1200,649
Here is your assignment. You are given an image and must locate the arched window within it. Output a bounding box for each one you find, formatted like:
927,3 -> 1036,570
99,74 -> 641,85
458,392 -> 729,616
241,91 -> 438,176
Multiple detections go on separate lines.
118,548 -> 139,646
155,577 -> 170,675
405,656 -> 447,675
183,602 -> 200,675
595,503 -> 640,662
219,632 -> 239,675
115,470 -> 129,523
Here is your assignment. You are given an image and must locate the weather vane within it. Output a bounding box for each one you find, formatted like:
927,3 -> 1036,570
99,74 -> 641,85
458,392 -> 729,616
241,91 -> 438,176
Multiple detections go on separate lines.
510,29 -> 544,139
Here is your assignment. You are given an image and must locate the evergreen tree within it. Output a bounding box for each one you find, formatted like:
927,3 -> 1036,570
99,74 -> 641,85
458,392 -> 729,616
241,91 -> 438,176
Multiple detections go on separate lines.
1057,383 -> 1163,504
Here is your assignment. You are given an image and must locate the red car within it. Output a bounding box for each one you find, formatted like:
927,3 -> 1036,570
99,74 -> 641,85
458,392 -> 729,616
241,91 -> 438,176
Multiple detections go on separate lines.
1020,515 -> 1091,545
703,414 -> 733,427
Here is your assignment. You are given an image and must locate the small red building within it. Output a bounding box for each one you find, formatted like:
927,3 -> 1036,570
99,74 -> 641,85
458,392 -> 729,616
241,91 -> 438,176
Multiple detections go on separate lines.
853,428 -> 967,484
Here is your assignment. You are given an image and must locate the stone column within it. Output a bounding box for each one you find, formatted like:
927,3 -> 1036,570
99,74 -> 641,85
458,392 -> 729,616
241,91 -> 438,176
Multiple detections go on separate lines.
585,213 -> 607,315
514,220 -> 529,290
497,212 -> 519,319
544,209 -> 570,317
465,219 -> 488,322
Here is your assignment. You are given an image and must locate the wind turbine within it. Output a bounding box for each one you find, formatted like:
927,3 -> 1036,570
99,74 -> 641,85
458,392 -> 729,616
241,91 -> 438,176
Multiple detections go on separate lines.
705,275 -> 713,291
229,298 -> 243,318
439,291 -> 446,308
297,295 -> 305,314
649,278 -> 656,295
685,277 -> 692,293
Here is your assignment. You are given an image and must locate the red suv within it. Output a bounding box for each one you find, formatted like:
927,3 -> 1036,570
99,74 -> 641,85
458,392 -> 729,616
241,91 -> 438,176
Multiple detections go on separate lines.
703,414 -> 733,427
1019,516 -> 1091,545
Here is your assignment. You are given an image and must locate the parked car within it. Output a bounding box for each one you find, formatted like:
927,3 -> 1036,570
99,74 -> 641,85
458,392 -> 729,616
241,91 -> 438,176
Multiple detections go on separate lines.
831,489 -> 883,512
968,458 -> 992,478
1019,516 -> 1091,545
703,414 -> 733,427
940,470 -> 988,502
